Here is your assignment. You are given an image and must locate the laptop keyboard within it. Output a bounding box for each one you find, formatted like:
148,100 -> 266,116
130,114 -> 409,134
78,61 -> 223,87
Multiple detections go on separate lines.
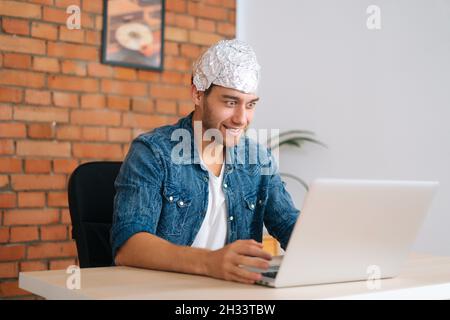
261,271 -> 278,279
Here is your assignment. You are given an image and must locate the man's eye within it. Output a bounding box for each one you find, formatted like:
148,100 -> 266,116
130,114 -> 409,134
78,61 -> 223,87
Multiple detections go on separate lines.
226,101 -> 236,107
247,102 -> 256,109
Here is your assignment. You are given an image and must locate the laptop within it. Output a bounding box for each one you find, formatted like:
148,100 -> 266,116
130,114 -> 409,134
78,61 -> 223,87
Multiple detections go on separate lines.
245,178 -> 439,288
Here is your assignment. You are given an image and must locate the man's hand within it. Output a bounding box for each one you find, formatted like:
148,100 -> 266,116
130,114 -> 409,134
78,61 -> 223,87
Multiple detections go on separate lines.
205,239 -> 273,284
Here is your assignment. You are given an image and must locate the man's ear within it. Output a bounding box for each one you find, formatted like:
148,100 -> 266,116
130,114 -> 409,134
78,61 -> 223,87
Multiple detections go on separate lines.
191,84 -> 204,106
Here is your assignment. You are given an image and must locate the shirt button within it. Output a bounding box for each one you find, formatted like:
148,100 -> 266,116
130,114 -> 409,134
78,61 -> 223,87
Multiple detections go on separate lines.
229,216 -> 234,221
169,196 -> 173,201
250,204 -> 255,209
179,201 -> 184,206
203,176 -> 208,182
223,183 -> 228,188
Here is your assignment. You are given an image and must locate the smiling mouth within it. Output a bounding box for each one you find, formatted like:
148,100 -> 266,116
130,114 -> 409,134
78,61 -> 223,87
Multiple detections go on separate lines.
223,125 -> 244,136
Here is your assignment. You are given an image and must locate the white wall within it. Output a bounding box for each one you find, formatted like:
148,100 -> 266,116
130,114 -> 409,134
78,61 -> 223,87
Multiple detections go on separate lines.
237,0 -> 450,256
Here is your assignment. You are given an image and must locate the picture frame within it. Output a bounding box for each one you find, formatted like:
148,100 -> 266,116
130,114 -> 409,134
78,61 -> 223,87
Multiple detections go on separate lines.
101,0 -> 165,71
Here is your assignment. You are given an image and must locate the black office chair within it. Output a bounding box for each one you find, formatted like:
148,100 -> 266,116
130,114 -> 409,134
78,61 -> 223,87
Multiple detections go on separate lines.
68,161 -> 122,268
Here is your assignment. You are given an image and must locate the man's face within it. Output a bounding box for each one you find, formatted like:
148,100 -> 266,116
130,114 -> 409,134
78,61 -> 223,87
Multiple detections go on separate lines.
192,85 -> 259,147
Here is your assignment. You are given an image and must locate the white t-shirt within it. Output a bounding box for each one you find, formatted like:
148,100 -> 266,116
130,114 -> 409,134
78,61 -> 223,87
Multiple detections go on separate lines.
191,160 -> 228,250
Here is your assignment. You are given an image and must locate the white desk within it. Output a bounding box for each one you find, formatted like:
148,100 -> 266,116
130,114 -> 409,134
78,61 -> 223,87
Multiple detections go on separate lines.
19,253 -> 450,300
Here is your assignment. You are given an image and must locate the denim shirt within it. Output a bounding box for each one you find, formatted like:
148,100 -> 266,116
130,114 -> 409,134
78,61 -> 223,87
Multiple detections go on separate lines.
111,112 -> 301,259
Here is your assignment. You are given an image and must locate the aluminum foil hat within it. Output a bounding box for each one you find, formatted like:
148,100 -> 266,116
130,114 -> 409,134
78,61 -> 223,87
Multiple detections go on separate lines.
192,39 -> 261,94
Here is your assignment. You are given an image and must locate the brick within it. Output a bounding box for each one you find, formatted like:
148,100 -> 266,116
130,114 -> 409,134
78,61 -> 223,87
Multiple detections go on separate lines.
163,56 -> 191,72
156,100 -> 177,115
11,175 -> 65,191
25,89 -> 51,105
122,113 -> 173,129
61,209 -> 71,224
48,42 -> 98,61
73,143 -> 122,159
40,225 -> 67,241
150,84 -> 190,100
17,141 -> 71,157
0,123 -> 26,138
33,56 -> 60,73
0,158 -> 22,172
3,53 -> 32,69
205,0 -> 235,8
81,94 -> 105,109
164,41 -> 180,55
217,22 -> 235,36
173,14 -> 196,29
18,192 -> 46,207
71,110 -> 121,126
0,193 -> 16,208
113,67 -> 137,80
82,0 -> 103,13
0,70 -> 45,88
85,30 -> 101,46
31,22 -> 58,40
0,86 -> 22,103
197,19 -> 215,33
0,228 -> 9,243
47,191 -> 68,207
10,226 -> 39,243
180,43 -> 202,59
53,92 -> 78,108
161,71 -> 184,85
49,258 -> 75,270
42,6 -> 68,24
0,1 -> 42,19
2,18 -> 29,36
166,0 -> 186,13
137,70 -> 160,82
107,96 -> 130,111
0,175 -> 9,188
0,140 -> 15,155
27,123 -> 54,139
61,60 -> 87,76
87,62 -> 113,78
14,106 -> 69,123
54,0 -> 81,7
59,27 -> 84,43
132,98 -> 154,113
27,242 -> 77,259
0,105 -> 13,120
187,2 -> 228,20
56,125 -> 81,140
108,128 -> 131,143
101,79 -> 147,96
165,27 -> 188,42
20,260 -> 47,272
53,159 -> 78,174
0,262 -> 18,279
0,34 -> 46,55
48,75 -> 98,93
0,280 -> 30,297
3,209 -> 60,225
81,126 -> 107,141
24,159 -> 51,173
0,245 -> 26,261
189,30 -> 222,46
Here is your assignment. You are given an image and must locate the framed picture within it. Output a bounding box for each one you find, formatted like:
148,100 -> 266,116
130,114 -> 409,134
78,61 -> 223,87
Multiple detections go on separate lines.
101,0 -> 165,71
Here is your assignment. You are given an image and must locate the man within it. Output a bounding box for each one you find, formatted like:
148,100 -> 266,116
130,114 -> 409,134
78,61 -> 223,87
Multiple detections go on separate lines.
111,39 -> 300,284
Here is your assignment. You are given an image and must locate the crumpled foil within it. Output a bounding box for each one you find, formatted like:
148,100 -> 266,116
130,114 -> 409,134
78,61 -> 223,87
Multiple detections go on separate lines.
192,39 -> 261,94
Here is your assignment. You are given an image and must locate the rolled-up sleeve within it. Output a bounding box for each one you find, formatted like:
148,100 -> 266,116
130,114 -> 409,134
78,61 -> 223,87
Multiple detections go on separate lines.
263,150 -> 301,250
110,137 -> 164,260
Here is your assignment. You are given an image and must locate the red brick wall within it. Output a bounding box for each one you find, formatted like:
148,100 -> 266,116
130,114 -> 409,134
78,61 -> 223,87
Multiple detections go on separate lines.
0,0 -> 235,299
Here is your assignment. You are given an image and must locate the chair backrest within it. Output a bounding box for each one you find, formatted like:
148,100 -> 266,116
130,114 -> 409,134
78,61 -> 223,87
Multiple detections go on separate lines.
68,161 -> 122,268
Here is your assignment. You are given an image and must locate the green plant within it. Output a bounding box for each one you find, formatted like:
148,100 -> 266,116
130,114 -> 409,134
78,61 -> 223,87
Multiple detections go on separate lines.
266,130 -> 327,191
